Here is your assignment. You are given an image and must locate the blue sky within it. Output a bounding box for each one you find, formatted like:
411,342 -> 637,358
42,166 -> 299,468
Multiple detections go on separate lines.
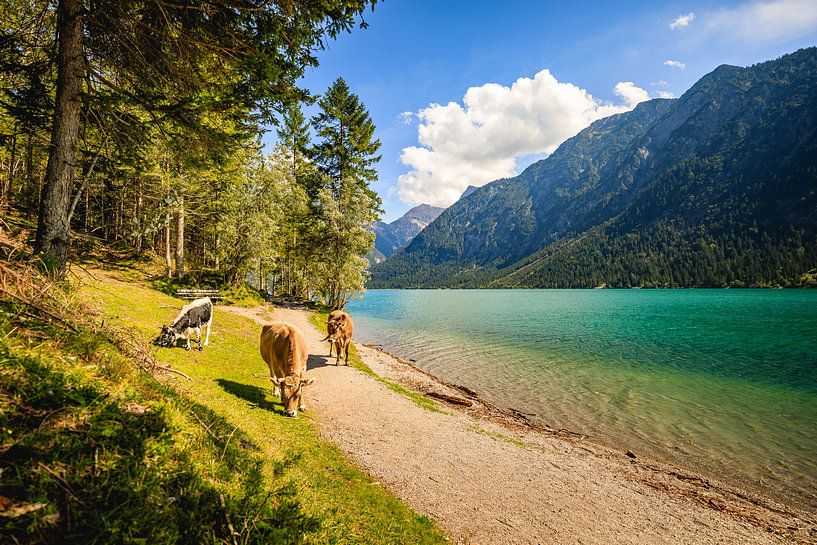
265,0 -> 817,223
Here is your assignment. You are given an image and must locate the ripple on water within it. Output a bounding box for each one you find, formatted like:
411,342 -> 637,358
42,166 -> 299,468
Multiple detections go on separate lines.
349,289 -> 817,510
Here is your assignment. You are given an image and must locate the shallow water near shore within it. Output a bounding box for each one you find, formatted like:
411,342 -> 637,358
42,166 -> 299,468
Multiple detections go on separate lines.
347,289 -> 817,511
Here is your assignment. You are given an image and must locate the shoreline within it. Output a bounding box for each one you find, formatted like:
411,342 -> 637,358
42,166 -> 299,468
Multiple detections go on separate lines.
227,302 -> 815,544
357,341 -> 813,519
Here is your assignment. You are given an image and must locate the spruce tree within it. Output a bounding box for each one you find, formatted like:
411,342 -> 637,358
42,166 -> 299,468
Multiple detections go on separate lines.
311,77 -> 382,205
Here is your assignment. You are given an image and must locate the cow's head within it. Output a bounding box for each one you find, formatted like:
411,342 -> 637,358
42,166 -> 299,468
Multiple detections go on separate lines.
321,320 -> 341,345
153,325 -> 178,347
270,374 -> 316,417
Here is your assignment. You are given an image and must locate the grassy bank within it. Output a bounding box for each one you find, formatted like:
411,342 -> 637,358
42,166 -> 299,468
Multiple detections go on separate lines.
0,260 -> 446,544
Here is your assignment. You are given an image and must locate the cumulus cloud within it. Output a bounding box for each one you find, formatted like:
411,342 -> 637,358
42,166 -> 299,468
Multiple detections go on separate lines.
670,12 -> 696,29
657,91 -> 676,99
397,71 -> 649,207
614,82 -> 651,107
704,0 -> 817,43
664,59 -> 686,69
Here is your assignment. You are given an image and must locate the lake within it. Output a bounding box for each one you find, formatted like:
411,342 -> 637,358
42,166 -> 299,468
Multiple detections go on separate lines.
347,289 -> 817,511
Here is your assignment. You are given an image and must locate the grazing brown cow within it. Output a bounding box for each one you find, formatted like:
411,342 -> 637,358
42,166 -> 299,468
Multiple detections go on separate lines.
322,310 -> 354,366
259,322 -> 315,417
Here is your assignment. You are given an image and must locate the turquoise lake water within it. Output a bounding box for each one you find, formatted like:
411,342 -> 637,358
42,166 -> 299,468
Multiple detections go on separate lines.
347,289 -> 817,510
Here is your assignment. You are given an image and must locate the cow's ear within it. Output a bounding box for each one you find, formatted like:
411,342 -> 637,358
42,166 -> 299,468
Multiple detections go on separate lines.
302,377 -> 316,387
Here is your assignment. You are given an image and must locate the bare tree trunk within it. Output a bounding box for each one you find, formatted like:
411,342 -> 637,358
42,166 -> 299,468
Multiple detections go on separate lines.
174,194 -> 184,277
3,128 -> 17,211
25,132 -> 36,218
83,188 -> 89,233
165,212 -> 172,279
67,136 -> 107,226
214,232 -> 220,270
134,180 -> 143,253
34,0 -> 85,270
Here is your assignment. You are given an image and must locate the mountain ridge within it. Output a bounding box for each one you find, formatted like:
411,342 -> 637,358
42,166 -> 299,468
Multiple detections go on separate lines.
370,48 -> 817,288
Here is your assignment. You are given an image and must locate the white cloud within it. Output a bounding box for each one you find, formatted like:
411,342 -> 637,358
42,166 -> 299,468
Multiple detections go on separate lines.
657,91 -> 676,99
664,59 -> 686,69
397,70 -> 649,207
614,81 -> 651,107
704,0 -> 817,43
670,12 -> 696,30
398,111 -> 413,125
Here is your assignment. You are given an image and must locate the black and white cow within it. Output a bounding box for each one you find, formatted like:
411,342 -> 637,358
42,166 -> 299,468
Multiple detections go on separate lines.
154,297 -> 213,351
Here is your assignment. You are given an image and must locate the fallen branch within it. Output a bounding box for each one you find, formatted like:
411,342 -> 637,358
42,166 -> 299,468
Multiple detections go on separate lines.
426,391 -> 473,407
154,365 -> 191,381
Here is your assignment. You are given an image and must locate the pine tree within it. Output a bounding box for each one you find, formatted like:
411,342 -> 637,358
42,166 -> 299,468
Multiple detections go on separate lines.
32,0 -> 377,272
311,77 -> 382,206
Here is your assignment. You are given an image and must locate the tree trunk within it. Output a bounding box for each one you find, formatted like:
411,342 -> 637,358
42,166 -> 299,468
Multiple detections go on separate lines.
3,128 -> 17,211
83,188 -> 89,233
34,0 -> 85,271
165,212 -> 172,279
134,180 -> 143,253
174,195 -> 184,277
214,232 -> 220,270
25,132 -> 36,218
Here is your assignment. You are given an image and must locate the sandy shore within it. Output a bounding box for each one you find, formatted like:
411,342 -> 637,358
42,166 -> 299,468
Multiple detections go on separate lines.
224,303 -> 815,545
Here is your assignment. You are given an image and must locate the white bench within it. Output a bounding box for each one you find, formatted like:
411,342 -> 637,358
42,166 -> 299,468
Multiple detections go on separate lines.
176,289 -> 222,302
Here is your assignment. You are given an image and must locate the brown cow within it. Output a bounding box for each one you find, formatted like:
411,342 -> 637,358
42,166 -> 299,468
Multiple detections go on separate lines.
259,322 -> 315,417
322,310 -> 354,366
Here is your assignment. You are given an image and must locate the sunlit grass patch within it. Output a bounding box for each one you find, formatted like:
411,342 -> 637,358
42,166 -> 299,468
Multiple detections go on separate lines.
73,269 -> 447,545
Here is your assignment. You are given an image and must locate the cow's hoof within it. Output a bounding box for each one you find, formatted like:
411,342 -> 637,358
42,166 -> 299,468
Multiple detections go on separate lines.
198,346 -> 203,352
185,346 -> 191,351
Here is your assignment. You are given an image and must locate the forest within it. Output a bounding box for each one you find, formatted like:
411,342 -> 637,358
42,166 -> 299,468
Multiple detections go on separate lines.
1,0 -> 382,309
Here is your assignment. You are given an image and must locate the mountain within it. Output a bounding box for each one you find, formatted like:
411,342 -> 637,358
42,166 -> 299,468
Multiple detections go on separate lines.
370,48 -> 817,288
372,204 -> 445,260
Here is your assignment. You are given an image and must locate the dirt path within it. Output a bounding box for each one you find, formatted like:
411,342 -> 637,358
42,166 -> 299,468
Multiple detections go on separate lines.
222,305 -> 813,545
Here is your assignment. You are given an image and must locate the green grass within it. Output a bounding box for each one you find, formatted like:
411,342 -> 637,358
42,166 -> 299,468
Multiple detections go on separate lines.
468,424 -> 528,448
72,270 -> 446,544
0,299 -> 318,544
307,311 -> 441,414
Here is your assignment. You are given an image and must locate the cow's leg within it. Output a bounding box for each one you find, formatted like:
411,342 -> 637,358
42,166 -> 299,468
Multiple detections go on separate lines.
204,318 -> 211,347
196,326 -> 203,351
345,342 -> 350,366
185,334 -> 191,351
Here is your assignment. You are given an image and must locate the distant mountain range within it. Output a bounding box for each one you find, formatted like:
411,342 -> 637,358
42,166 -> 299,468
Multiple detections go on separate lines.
369,204 -> 444,264
370,48 -> 817,288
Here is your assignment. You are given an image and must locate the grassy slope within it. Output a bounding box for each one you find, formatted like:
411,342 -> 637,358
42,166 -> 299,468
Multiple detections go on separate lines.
76,269 -> 446,544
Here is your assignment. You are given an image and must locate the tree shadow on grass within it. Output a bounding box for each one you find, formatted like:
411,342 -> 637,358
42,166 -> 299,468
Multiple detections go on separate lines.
216,378 -> 280,413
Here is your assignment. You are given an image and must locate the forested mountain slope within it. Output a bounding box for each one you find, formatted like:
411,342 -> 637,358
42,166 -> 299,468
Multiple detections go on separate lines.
373,204 -> 444,258
370,48 -> 817,288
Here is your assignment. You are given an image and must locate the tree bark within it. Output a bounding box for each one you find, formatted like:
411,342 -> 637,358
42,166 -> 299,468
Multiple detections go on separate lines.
165,212 -> 172,279
3,128 -> 17,212
34,0 -> 85,270
174,194 -> 185,277
134,180 -> 143,253
25,132 -> 36,218
214,232 -> 220,270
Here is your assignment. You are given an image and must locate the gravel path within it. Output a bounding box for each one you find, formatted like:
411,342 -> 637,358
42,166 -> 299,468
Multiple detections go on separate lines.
222,304 -> 813,545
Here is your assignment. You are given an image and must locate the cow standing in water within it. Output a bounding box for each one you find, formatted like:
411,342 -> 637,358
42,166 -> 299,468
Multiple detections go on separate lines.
259,322 -> 315,417
322,310 -> 354,366
154,297 -> 214,351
